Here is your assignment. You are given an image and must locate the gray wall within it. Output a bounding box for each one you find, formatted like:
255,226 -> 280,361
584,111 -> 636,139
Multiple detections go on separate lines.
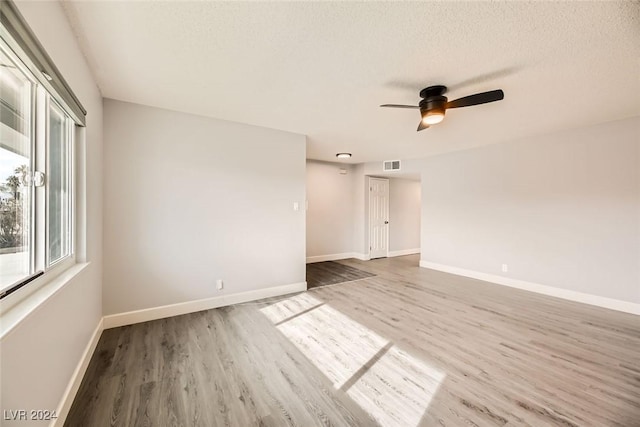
389,178 -> 421,252
103,99 -> 306,315
306,161 -> 355,258
420,116 -> 640,304
1,1 -> 104,424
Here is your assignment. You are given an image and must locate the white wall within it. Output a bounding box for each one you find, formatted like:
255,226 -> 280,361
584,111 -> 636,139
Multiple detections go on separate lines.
389,178 -> 421,253
0,1 -> 103,425
103,99 -> 306,315
420,116 -> 640,304
306,161 -> 355,259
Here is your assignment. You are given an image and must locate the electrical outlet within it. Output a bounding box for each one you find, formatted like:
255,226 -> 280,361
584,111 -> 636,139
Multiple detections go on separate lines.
502,264 -> 508,273
216,279 -> 223,290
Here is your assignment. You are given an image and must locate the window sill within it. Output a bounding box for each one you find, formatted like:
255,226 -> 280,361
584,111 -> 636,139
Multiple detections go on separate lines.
0,262 -> 89,340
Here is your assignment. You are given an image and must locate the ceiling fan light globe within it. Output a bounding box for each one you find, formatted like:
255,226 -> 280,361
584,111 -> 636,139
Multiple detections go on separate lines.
423,111 -> 445,125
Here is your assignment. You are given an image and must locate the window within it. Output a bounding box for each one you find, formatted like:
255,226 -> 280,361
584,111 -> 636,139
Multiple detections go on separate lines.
0,42 -> 76,298
0,0 -> 86,300
0,47 -> 33,293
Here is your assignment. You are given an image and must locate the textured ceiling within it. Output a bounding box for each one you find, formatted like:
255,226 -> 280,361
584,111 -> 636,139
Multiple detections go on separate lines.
62,1 -> 640,163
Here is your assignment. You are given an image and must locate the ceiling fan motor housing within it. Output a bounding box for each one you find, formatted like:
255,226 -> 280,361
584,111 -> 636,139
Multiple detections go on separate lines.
419,95 -> 447,117
419,85 -> 447,99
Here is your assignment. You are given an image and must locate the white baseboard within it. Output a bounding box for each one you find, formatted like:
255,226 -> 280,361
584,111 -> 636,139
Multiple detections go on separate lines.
388,248 -> 420,257
420,260 -> 640,315
103,282 -> 308,329
352,252 -> 370,261
53,318 -> 104,427
306,253 -> 355,263
306,252 -> 372,263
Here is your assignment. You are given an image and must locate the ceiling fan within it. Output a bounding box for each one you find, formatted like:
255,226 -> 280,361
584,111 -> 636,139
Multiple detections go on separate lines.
380,85 -> 504,131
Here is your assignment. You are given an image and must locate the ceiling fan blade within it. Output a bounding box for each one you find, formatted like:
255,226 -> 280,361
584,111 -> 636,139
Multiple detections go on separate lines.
446,89 -> 504,109
417,121 -> 429,131
380,104 -> 420,109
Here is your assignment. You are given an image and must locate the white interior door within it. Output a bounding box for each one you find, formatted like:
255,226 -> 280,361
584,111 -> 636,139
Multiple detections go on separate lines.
369,177 -> 389,259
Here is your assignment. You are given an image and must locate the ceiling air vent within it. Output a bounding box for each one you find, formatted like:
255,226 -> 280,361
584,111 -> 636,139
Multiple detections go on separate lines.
383,160 -> 401,172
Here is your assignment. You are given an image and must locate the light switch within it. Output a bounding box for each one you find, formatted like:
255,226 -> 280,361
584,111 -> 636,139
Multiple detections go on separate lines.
293,202 -> 299,211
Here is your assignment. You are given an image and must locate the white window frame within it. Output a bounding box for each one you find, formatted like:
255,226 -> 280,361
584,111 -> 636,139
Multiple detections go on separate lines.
0,36 -> 78,308
44,95 -> 75,269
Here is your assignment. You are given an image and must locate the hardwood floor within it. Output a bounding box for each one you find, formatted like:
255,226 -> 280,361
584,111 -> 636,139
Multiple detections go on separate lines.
305,260 -> 376,289
66,255 -> 640,426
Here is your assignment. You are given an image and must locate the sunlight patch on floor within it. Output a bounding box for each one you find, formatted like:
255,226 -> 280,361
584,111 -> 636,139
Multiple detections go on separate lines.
260,292 -> 324,324
261,294 -> 446,427
275,299 -> 388,389
347,345 -> 445,427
